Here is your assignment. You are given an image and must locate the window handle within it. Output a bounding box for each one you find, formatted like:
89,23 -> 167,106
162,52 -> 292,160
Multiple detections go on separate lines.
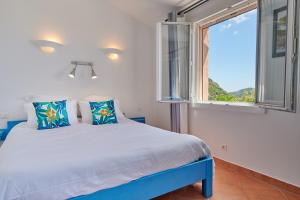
292,37 -> 298,64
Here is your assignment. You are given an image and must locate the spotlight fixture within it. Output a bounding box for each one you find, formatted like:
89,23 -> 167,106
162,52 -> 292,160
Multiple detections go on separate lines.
91,68 -> 98,79
68,66 -> 77,79
69,61 -> 98,80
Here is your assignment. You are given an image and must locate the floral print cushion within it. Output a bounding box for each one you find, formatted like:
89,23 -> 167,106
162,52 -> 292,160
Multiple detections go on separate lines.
33,100 -> 70,130
89,100 -> 118,125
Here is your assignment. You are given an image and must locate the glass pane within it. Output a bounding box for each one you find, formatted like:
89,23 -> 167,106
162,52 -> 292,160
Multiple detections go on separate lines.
203,9 -> 257,103
257,0 -> 288,107
159,23 -> 190,102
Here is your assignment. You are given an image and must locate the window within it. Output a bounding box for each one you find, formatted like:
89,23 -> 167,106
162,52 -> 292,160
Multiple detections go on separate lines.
197,4 -> 257,104
194,0 -> 298,111
256,0 -> 298,111
156,22 -> 192,102
156,0 -> 298,112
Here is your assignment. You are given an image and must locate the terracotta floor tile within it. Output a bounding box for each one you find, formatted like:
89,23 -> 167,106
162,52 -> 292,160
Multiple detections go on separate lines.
243,189 -> 287,200
282,191 -> 300,200
239,174 -> 287,200
172,186 -> 207,200
239,174 -> 275,190
214,168 -> 241,186
213,184 -> 247,200
155,193 -> 174,200
154,164 -> 299,200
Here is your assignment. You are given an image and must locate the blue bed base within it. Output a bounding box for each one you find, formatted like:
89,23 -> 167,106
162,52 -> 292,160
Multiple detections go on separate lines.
1,120 -> 213,199
70,157 -> 213,200
0,120 -> 26,140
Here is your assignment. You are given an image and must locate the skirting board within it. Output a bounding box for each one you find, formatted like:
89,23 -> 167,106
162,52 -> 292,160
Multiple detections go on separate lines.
214,157 -> 300,196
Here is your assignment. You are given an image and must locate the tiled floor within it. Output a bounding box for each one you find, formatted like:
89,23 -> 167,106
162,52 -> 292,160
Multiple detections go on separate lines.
155,163 -> 300,200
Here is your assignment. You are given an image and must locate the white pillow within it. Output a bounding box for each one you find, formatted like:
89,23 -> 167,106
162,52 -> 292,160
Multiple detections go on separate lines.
25,100 -> 78,128
79,97 -> 124,124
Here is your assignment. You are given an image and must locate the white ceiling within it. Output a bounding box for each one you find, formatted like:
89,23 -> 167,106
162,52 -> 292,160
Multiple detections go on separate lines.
105,0 -> 196,25
153,0 -> 196,7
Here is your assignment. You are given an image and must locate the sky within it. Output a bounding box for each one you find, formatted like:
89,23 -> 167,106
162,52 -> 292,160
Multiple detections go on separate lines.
208,9 -> 257,92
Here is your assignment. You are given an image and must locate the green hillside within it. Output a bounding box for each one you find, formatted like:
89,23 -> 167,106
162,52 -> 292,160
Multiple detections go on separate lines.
208,78 -> 255,103
230,88 -> 255,97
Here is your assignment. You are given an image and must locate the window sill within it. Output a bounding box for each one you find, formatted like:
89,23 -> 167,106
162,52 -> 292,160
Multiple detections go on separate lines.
191,101 -> 267,114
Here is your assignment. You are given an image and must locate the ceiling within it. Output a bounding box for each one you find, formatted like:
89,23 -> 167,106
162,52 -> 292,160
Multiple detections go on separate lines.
153,0 -> 196,7
105,0 -> 196,25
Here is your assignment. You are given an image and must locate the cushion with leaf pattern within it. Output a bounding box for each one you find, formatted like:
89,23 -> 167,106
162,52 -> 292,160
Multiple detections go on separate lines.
89,100 -> 118,125
33,100 -> 70,130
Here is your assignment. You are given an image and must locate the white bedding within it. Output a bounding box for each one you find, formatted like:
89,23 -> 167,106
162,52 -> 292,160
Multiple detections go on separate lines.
0,118 -> 211,200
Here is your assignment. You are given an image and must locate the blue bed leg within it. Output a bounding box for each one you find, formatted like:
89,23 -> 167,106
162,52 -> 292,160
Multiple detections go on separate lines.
202,159 -> 213,198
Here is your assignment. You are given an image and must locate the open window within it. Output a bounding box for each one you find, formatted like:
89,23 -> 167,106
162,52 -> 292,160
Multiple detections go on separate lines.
197,5 -> 257,104
156,0 -> 298,112
256,0 -> 298,111
193,0 -> 298,111
156,22 -> 192,103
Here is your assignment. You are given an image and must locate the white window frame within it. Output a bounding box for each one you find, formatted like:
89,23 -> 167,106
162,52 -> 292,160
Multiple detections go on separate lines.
256,0 -> 298,112
156,22 -> 193,103
192,0 -> 298,113
192,1 -> 258,107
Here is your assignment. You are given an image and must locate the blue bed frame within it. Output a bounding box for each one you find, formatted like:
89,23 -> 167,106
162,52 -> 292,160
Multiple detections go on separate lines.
71,158 -> 213,200
1,120 -> 213,199
0,120 -> 26,140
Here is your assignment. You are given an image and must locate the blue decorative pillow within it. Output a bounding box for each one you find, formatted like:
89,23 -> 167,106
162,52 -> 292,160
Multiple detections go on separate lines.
89,100 -> 118,125
33,100 -> 70,130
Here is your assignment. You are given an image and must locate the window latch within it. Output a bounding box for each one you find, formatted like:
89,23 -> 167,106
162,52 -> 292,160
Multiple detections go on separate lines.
292,37 -> 298,64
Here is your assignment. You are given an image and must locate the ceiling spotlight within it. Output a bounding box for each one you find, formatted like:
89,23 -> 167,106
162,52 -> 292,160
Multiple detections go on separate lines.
91,68 -> 98,79
68,66 -> 76,79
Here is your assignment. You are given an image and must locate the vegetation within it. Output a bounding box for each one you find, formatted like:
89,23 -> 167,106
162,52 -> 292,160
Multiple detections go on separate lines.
208,78 -> 255,103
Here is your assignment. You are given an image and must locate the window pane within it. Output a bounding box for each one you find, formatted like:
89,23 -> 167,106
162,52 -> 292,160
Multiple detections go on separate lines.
158,23 -> 190,102
257,0 -> 288,107
204,9 -> 257,103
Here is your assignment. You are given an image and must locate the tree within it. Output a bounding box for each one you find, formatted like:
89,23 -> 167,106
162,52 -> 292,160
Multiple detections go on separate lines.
208,78 -> 255,103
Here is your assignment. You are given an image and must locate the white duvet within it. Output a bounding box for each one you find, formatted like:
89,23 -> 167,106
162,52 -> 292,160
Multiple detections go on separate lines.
0,118 -> 211,200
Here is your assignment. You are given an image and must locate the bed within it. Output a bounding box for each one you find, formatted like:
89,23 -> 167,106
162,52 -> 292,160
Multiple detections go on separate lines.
0,118 -> 213,200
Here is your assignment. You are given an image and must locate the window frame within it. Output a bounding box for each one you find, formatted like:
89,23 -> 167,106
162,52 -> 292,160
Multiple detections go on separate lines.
193,1 -> 258,106
255,0 -> 298,112
156,22 -> 193,103
192,0 -> 298,112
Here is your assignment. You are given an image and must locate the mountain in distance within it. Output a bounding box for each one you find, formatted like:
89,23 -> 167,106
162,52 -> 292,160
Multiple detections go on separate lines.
208,78 -> 255,103
229,88 -> 255,98
208,78 -> 227,98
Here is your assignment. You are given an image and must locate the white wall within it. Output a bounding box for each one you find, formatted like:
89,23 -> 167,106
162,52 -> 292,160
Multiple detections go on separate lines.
183,0 -> 300,187
0,0 -> 172,127
2,0 -> 299,188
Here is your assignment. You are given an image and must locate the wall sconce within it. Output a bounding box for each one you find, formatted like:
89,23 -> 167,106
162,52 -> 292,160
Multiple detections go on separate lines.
33,40 -> 63,54
69,61 -> 98,80
102,48 -> 122,60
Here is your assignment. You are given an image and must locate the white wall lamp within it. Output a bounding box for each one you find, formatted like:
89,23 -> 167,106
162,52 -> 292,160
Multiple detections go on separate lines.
102,48 -> 122,60
69,61 -> 98,79
33,40 -> 63,54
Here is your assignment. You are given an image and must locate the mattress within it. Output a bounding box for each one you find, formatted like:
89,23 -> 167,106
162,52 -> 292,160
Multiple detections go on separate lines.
0,118 -> 211,200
